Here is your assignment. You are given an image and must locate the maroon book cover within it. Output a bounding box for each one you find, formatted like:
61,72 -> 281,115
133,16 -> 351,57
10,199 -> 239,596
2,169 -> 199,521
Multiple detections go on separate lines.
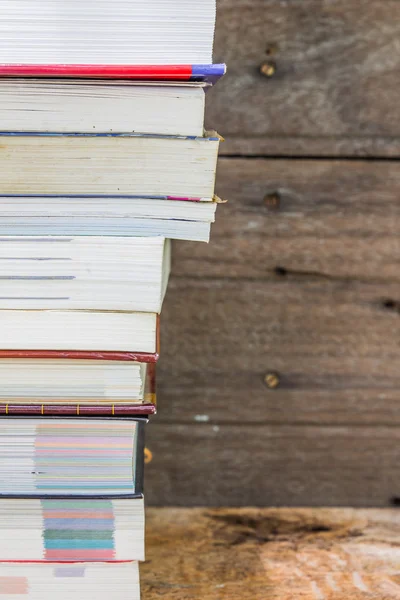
0,354 -> 157,417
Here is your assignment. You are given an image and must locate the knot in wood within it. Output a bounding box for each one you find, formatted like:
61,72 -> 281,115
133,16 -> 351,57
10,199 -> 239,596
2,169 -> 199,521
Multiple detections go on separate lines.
264,372 -> 280,389
264,192 -> 281,210
260,61 -> 276,77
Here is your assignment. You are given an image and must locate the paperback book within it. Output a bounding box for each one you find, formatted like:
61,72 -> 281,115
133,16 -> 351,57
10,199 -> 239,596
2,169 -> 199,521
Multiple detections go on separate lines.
0,497 -> 144,561
0,310 -> 159,353
0,198 -> 218,241
0,563 -> 141,600
0,236 -> 170,312
0,0 -> 218,66
0,132 -> 220,199
0,80 -> 209,136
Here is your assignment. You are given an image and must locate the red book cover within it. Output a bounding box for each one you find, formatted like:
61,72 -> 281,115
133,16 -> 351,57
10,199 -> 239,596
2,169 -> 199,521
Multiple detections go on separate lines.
0,64 -> 226,84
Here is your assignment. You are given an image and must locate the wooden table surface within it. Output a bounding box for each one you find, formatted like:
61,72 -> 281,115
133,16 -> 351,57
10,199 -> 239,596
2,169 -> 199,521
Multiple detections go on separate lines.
142,508 -> 400,599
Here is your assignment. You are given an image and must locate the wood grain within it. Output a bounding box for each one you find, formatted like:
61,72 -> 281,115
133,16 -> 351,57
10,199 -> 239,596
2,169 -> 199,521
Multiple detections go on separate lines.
208,0 -> 400,156
157,276 -> 400,425
174,158 -> 400,281
145,424 -> 400,507
143,507 -> 400,599
156,158 -> 400,425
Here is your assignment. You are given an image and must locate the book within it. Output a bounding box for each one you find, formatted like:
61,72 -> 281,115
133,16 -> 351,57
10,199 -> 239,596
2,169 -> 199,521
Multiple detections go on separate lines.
0,562 -> 141,600
0,197 -> 217,242
0,80 -> 208,136
0,310 -> 158,352
0,360 -> 145,404
0,497 -> 144,561
0,360 -> 157,413
0,236 -> 170,312
0,215 -> 215,242
0,132 -> 220,199
0,417 -> 145,497
0,0 -> 217,66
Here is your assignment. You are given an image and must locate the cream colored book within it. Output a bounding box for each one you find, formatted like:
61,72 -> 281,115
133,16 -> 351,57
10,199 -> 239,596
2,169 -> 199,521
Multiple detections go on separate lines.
0,0 -> 216,65
0,236 -> 170,312
0,198 -> 217,241
0,563 -> 141,600
0,359 -> 147,404
0,310 -> 158,353
0,80 -> 207,136
0,133 -> 220,199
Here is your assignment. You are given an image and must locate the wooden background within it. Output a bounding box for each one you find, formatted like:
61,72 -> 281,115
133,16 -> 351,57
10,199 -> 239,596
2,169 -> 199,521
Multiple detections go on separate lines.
146,0 -> 400,507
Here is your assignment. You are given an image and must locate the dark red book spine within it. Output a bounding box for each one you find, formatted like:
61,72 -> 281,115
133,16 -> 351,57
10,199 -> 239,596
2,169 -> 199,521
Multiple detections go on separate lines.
0,403 -> 156,416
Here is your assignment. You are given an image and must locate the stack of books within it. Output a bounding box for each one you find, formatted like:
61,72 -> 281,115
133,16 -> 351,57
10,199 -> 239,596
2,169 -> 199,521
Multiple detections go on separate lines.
0,1 -> 224,598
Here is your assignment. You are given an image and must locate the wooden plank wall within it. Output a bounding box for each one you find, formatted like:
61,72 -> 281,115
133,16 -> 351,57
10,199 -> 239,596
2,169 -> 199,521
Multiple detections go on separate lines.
146,0 -> 400,507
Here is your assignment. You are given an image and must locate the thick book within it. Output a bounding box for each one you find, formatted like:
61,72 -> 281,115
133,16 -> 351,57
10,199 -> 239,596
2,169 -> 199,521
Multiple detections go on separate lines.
0,497 -> 144,561
0,362 -> 157,416
0,563 -> 141,600
0,80 -> 208,136
0,198 -> 217,242
0,316 -> 160,361
0,417 -> 146,497
0,132 -> 220,200
0,0 -> 217,66
0,310 -> 158,353
0,236 -> 170,312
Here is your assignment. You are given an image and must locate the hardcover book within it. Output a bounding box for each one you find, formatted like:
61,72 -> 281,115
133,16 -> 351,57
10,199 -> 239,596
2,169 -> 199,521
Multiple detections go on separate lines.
0,362 -> 156,416
0,417 -> 146,497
